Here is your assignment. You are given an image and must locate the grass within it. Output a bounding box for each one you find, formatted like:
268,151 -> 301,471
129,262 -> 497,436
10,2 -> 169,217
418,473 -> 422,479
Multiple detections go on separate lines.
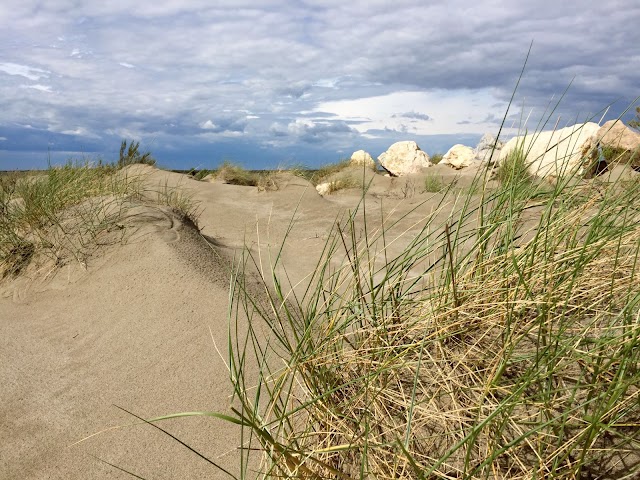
213,161 -> 281,191
430,153 -> 444,164
223,153 -> 640,479
215,161 -> 260,186
0,162 -> 137,277
423,174 -> 445,193
322,176 -> 360,194
310,159 -> 353,185
0,147 -> 201,278
117,140 -> 156,168
211,55 -> 640,478
495,144 -> 533,187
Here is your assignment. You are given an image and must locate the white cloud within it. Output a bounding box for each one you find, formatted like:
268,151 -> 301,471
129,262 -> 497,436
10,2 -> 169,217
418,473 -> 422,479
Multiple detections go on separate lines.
0,62 -> 50,81
316,90 -> 510,135
119,62 -> 135,69
60,127 -> 101,138
20,84 -> 53,93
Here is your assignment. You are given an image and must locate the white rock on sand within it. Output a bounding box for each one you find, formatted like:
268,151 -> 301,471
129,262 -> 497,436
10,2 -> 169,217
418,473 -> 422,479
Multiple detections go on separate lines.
349,150 -> 376,168
498,123 -> 602,179
378,141 -> 431,176
474,133 -> 504,164
440,144 -> 476,169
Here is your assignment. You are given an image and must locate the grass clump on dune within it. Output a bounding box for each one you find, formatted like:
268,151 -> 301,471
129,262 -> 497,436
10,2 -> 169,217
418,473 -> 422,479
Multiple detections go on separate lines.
310,158 -> 353,185
495,145 -> 533,187
215,161 -> 260,186
1,144 -> 202,278
117,140 -> 156,168
0,162 -> 139,277
430,152 -> 444,164
224,144 -> 640,478
214,161 -> 282,191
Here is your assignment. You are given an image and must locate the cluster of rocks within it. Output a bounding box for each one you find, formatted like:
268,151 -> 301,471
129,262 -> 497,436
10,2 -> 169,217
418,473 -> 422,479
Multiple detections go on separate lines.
347,135 -> 504,177
345,120 -> 639,179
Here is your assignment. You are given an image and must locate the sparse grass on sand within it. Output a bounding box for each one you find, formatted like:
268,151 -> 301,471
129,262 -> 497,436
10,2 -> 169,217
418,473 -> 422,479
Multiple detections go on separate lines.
0,155 -> 200,278
310,159 -> 353,185
221,153 -> 640,479
423,174 -> 445,193
214,161 -> 281,191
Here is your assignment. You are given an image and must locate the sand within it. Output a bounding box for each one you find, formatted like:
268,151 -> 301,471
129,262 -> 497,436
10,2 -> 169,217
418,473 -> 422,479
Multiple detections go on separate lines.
0,163 -> 546,478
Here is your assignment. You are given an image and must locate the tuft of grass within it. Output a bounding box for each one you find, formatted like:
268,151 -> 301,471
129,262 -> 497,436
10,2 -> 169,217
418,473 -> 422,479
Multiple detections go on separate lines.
215,161 -> 259,186
256,171 -> 280,192
117,140 -> 156,168
155,181 -> 202,228
215,53 -> 640,476
423,174 -> 445,193
194,169 -> 214,181
495,145 -> 533,187
310,159 -> 352,185
430,153 -> 444,164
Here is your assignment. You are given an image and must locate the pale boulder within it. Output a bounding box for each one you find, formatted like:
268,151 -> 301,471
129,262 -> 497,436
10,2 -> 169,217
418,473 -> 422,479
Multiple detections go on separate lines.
474,133 -> 504,164
440,144 -> 476,169
350,150 -> 376,168
498,123 -> 602,179
315,182 -> 332,196
378,141 -> 431,176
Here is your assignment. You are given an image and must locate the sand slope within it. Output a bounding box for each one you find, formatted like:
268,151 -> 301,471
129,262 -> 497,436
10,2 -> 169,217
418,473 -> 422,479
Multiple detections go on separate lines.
1,164 -> 496,478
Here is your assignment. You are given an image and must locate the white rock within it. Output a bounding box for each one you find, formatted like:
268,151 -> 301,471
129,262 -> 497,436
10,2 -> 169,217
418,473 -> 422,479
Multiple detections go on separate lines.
378,141 -> 431,176
350,150 -> 376,168
474,133 -> 504,164
316,182 -> 332,196
498,123 -> 601,179
440,144 -> 476,169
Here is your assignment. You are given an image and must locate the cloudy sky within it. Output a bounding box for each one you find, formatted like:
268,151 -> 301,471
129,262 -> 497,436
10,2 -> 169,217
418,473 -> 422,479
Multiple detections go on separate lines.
1,1 -> 639,170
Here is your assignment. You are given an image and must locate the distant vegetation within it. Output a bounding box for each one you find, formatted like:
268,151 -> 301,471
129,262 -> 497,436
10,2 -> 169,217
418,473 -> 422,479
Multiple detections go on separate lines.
430,152 -> 444,164
117,140 -> 156,168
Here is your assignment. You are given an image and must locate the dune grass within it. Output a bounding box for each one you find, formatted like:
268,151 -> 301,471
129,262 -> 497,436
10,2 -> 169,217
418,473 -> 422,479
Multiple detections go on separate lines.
423,174 -> 445,193
216,161 -> 260,186
310,159 -> 353,185
430,153 -> 444,165
0,155 -> 202,278
223,154 -> 640,479
118,140 -> 156,168
214,161 -> 282,191
0,162 -> 136,277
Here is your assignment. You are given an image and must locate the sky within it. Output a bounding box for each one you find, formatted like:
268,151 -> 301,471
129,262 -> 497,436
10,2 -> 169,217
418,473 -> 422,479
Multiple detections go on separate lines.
1,1 -> 639,170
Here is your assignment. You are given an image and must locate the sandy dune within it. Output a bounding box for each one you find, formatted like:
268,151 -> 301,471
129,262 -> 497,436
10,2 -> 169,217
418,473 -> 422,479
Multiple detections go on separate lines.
0,163 -> 535,478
